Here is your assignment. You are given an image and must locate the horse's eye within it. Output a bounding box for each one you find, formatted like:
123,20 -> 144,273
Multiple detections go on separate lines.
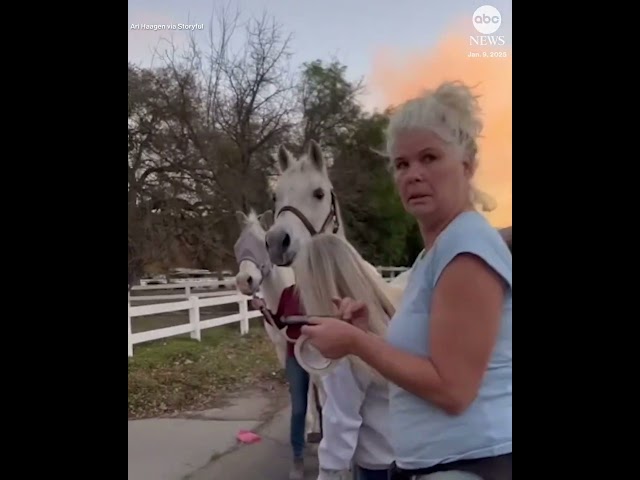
313,188 -> 325,200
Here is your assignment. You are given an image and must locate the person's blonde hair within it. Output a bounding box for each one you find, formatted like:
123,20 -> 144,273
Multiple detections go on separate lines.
384,81 -> 497,212
292,234 -> 401,384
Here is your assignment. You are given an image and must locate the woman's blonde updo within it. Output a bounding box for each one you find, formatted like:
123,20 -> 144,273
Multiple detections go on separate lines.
384,81 -> 497,212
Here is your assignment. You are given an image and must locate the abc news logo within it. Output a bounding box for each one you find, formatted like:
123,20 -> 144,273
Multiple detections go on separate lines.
470,5 -> 505,46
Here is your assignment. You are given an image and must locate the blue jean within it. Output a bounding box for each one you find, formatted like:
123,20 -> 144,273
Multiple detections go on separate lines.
285,354 -> 309,459
354,466 -> 390,480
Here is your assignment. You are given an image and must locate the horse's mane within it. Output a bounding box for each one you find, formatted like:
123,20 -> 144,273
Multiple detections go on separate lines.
292,233 -> 399,385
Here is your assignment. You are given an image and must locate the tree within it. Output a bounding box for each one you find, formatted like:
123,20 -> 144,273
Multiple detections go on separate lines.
330,112 -> 416,266
128,7 -> 301,279
128,63 -> 199,284
298,59 -> 364,150
156,7 -> 297,214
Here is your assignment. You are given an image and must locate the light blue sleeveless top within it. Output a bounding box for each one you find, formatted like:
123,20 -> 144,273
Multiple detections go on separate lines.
385,211 -> 512,469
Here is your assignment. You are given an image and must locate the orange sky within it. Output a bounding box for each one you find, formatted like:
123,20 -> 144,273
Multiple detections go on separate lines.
369,24 -> 512,228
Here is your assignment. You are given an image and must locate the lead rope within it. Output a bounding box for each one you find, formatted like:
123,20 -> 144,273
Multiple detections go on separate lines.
252,294 -> 297,343
251,294 -> 338,376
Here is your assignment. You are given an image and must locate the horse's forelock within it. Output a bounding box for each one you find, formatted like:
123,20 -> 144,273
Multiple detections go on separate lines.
280,155 -> 330,185
300,151 -> 326,173
239,209 -> 267,238
245,209 -> 260,226
284,155 -> 306,173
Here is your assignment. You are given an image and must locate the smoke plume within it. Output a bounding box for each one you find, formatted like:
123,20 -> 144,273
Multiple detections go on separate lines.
370,25 -> 512,227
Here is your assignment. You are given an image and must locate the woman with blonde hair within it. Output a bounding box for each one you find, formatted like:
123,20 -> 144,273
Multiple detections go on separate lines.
292,233 -> 400,480
301,81 -> 512,479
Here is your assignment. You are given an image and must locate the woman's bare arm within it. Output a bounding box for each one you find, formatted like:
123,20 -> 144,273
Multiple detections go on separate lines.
351,253 -> 506,414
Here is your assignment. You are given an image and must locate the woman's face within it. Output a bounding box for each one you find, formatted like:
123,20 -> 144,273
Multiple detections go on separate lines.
391,129 -> 471,221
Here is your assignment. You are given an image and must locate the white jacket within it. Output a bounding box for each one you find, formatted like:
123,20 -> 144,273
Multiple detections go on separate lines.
317,358 -> 394,476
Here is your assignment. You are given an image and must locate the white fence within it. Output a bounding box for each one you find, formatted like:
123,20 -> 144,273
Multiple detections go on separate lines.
376,266 -> 407,279
128,266 -> 409,357
128,293 -> 261,357
129,277 -> 237,301
129,268 -> 406,302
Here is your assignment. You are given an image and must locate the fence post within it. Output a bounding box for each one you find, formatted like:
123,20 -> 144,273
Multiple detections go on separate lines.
128,301 -> 133,357
239,296 -> 250,335
189,295 -> 201,341
185,285 -> 191,299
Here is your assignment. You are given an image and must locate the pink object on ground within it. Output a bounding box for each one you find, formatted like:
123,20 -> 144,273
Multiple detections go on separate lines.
236,430 -> 261,444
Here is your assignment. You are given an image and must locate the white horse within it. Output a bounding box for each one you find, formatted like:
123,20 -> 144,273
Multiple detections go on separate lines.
264,140 -> 409,293
233,209 -> 324,440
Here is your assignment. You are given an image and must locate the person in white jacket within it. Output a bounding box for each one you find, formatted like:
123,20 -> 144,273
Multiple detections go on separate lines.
291,234 -> 402,480
317,358 -> 393,480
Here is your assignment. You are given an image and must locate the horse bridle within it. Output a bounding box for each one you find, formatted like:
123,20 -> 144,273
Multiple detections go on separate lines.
275,190 -> 340,236
253,189 -> 338,338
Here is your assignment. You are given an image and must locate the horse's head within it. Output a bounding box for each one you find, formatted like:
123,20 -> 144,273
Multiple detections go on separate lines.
265,140 -> 341,267
233,209 -> 274,295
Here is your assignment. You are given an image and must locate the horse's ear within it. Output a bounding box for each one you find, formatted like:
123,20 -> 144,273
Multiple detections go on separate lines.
276,145 -> 293,172
308,139 -> 325,171
235,211 -> 248,226
258,210 -> 274,230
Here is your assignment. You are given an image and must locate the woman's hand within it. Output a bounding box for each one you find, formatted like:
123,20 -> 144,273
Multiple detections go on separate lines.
250,297 -> 266,310
331,297 -> 369,332
301,316 -> 363,359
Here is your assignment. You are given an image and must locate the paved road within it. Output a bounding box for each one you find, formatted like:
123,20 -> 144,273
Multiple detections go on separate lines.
129,387 -> 320,480
187,406 -> 320,480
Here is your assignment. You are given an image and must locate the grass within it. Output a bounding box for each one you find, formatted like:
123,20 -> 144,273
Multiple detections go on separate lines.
128,318 -> 286,419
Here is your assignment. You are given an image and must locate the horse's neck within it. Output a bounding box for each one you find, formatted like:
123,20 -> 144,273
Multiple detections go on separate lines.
334,197 -> 346,239
363,259 -> 380,277
260,266 -> 295,312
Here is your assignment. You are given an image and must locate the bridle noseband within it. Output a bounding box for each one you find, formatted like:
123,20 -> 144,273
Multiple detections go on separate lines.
275,190 -> 340,236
